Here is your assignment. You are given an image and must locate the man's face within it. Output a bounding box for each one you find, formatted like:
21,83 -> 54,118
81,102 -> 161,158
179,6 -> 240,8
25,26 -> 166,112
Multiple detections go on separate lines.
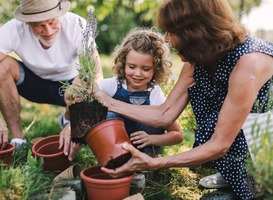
28,18 -> 61,49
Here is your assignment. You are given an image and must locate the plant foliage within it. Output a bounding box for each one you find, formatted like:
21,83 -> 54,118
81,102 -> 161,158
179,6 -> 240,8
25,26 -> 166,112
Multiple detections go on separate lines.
61,9 -> 98,102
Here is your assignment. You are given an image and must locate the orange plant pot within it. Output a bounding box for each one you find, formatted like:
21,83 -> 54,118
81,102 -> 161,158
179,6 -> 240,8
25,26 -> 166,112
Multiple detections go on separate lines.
0,143 -> 15,165
81,165 -> 133,200
32,135 -> 71,173
84,119 -> 132,169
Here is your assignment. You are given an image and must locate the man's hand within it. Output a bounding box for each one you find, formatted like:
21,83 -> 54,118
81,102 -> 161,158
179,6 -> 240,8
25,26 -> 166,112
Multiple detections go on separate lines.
59,124 -> 80,161
0,117 -> 8,150
64,76 -> 85,106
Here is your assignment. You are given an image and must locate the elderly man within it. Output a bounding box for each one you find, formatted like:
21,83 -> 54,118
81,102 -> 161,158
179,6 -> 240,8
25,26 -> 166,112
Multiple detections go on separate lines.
0,0 -> 103,150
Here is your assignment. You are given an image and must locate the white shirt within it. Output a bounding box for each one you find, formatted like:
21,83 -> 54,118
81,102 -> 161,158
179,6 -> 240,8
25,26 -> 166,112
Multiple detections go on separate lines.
0,12 -> 88,81
97,77 -> 166,105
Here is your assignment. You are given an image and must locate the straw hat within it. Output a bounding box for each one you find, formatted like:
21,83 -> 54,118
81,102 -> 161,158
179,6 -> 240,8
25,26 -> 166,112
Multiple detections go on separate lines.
13,0 -> 70,22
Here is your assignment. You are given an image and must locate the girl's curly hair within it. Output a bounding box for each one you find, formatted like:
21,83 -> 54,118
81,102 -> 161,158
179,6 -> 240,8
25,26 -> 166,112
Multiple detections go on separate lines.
112,27 -> 172,85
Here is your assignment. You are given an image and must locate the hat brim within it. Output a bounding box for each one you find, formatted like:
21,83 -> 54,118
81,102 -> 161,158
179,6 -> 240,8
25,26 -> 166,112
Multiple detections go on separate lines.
13,1 -> 70,22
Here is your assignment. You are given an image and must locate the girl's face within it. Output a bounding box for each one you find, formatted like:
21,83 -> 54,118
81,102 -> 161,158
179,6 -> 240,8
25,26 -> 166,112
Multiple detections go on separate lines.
28,18 -> 61,49
125,49 -> 154,92
164,32 -> 187,62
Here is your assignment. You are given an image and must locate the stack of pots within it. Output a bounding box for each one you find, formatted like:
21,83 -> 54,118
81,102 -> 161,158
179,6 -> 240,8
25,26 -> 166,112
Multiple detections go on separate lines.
81,119 -> 134,200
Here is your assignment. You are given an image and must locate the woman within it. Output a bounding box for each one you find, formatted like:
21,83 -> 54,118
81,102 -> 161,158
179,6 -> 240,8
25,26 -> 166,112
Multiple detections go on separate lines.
94,0 -> 273,199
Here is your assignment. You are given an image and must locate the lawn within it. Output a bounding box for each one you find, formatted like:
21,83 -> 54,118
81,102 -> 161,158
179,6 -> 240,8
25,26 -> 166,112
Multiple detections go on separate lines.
0,54 -> 232,200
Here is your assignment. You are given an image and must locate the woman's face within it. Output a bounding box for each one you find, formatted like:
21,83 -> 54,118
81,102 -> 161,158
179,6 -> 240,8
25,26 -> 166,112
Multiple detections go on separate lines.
164,32 -> 187,62
125,49 -> 154,92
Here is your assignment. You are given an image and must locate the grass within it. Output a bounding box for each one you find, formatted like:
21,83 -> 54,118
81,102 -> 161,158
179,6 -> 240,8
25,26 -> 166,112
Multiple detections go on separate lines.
1,54 -> 222,199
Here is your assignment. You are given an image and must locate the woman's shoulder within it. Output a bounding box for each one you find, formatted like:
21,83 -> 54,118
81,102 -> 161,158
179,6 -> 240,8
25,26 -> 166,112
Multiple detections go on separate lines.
239,36 -> 273,56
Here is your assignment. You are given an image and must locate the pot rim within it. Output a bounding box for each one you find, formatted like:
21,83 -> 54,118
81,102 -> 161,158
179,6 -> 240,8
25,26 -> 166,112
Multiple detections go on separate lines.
84,118 -> 125,136
80,166 -> 133,185
0,143 -> 15,154
35,141 -> 64,158
32,135 -> 64,158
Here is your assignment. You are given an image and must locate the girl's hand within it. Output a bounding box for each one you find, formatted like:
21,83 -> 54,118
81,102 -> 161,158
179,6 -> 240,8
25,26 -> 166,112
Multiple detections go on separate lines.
130,131 -> 152,149
101,142 -> 154,178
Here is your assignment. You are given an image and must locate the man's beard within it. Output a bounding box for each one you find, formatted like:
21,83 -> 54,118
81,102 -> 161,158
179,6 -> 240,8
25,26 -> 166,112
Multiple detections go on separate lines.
37,30 -> 60,48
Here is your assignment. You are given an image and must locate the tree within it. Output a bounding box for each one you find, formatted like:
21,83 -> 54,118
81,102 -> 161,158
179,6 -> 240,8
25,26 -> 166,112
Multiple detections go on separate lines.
69,0 -> 160,54
0,0 -> 20,24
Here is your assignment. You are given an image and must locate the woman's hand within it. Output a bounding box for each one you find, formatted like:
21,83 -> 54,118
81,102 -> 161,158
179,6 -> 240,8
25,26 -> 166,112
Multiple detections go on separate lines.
101,142 -> 155,178
0,117 -> 8,150
59,124 -> 80,161
130,131 -> 152,149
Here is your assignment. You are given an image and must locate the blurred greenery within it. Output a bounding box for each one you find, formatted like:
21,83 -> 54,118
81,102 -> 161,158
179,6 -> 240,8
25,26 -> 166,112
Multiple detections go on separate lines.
0,0 -> 262,54
247,113 -> 273,199
0,0 -> 268,199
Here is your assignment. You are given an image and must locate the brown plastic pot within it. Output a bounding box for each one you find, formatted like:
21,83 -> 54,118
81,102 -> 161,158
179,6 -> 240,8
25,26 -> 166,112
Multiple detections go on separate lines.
32,135 -> 71,173
0,143 -> 15,165
81,165 -> 133,200
84,119 -> 132,169
30,137 -> 44,145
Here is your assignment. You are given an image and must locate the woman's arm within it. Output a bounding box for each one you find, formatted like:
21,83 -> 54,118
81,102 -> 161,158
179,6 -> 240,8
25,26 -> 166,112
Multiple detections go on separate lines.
156,53 -> 273,168
95,62 -> 195,128
101,52 -> 273,177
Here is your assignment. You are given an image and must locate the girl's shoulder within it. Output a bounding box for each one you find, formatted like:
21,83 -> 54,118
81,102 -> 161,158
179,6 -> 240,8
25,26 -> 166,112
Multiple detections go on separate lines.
97,77 -> 118,97
150,85 -> 166,105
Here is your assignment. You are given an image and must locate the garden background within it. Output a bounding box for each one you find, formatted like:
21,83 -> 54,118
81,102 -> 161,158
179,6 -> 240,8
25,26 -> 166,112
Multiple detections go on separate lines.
1,0 -> 273,199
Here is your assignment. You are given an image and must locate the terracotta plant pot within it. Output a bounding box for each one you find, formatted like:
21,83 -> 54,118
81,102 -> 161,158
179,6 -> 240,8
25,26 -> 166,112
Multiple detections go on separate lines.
30,137 -> 44,145
0,143 -> 15,165
81,165 -> 134,200
32,135 -> 71,173
84,119 -> 132,169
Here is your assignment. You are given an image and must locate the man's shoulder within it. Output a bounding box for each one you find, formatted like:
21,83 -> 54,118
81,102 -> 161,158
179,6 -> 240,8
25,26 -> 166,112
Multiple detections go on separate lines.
2,19 -> 24,27
0,19 -> 27,35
